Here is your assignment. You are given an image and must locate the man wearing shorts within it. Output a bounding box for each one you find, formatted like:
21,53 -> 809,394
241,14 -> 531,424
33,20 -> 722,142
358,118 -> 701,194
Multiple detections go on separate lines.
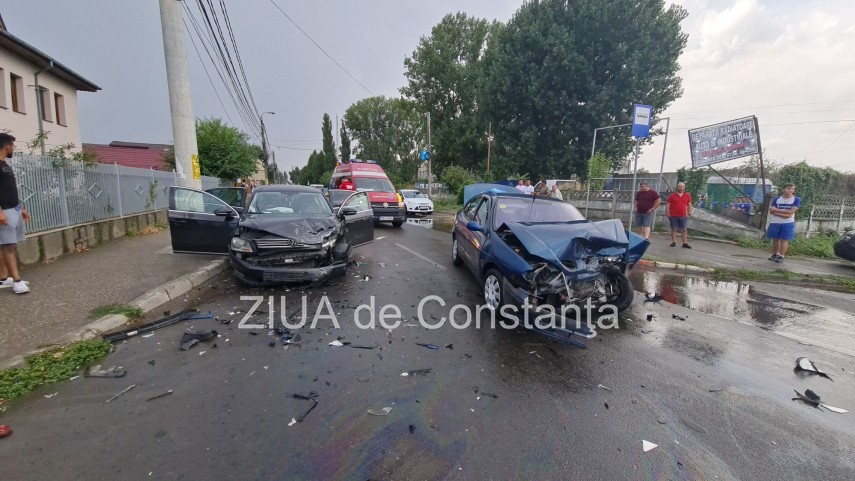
0,134 -> 31,294
634,181 -> 660,240
666,182 -> 693,248
767,183 -> 800,263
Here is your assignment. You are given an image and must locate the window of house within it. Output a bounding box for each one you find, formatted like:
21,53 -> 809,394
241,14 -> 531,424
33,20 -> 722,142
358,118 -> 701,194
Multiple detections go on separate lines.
39,87 -> 52,122
54,93 -> 66,126
0,68 -> 6,108
10,73 -> 24,113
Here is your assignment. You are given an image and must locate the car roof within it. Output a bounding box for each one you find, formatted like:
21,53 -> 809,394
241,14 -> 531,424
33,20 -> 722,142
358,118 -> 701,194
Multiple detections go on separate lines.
482,192 -> 564,202
253,185 -> 322,194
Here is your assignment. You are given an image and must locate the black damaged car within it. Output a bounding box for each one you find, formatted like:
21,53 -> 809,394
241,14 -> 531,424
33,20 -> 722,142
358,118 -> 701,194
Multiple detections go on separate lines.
167,185 -> 373,286
834,231 -> 855,262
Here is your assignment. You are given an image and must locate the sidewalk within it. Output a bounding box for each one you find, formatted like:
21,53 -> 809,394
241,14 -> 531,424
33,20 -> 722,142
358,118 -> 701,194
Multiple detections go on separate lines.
0,230 -> 225,363
643,232 -> 855,277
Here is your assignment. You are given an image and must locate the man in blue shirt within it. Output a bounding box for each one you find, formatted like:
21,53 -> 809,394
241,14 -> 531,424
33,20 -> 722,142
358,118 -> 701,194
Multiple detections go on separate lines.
766,183 -> 800,263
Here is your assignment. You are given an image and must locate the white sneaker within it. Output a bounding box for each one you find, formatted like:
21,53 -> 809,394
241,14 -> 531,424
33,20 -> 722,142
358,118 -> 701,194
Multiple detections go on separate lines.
12,280 -> 30,294
0,277 -> 12,288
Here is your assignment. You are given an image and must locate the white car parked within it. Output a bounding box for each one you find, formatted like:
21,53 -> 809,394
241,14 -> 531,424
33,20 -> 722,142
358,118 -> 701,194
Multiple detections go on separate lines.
399,189 -> 434,215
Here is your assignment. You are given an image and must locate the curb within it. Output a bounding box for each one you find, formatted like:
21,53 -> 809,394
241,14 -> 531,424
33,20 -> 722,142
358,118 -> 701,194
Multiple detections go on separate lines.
0,259 -> 229,371
636,259 -> 714,273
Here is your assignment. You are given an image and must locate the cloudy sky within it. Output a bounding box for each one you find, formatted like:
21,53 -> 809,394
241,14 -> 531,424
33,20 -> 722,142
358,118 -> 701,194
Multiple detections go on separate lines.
3,0 -> 854,176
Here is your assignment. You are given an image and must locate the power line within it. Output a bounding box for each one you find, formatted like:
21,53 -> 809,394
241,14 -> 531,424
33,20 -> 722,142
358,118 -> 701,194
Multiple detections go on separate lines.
667,100 -> 855,116
669,108 -> 855,121
811,122 -> 855,161
667,118 -> 855,131
182,16 -> 235,127
271,144 -> 318,151
268,0 -> 374,96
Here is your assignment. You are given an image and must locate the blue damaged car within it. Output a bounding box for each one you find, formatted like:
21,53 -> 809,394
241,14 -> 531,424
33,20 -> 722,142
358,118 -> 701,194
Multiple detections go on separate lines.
451,184 -> 649,345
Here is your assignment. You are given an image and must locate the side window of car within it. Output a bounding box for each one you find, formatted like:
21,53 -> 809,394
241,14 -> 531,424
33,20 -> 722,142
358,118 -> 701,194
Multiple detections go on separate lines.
174,188 -> 230,214
343,192 -> 370,212
462,196 -> 480,220
474,199 -> 490,225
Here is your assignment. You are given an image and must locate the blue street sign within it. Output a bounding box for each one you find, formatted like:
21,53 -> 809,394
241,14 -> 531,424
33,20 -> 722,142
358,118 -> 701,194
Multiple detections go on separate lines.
420,149 -> 431,162
632,104 -> 653,138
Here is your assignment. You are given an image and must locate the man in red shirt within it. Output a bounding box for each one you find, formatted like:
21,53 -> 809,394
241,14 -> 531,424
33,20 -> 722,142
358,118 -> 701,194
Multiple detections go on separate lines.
338,176 -> 354,190
666,182 -> 693,248
634,181 -> 661,240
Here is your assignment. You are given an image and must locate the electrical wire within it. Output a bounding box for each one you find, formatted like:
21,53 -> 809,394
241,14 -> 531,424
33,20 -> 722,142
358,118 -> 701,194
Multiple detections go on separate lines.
268,0 -> 374,95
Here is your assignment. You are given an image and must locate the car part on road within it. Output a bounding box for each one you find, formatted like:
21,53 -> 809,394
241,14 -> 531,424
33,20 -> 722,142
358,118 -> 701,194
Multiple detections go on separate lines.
821,404 -> 849,414
642,440 -> 658,453
105,384 -> 136,403
85,365 -> 127,378
643,293 -> 663,303
415,343 -> 439,350
102,309 -> 199,343
291,392 -> 318,401
401,369 -> 432,377
795,357 -> 832,380
0,425 -> 11,438
597,384 -> 612,392
296,400 -> 318,422
179,330 -> 218,351
792,389 -> 822,407
672,314 -> 687,321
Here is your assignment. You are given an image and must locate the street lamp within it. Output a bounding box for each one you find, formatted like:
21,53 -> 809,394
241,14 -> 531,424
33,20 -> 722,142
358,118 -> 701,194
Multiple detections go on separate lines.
260,112 -> 275,183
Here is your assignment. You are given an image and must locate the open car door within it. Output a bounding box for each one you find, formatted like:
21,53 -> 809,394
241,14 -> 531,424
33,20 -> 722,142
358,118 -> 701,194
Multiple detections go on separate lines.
339,191 -> 374,247
168,186 -> 239,254
206,187 -> 247,214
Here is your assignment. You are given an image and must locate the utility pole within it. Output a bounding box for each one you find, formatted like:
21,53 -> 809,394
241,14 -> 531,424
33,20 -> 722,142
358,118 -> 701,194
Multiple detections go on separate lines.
260,111 -> 274,184
159,0 -> 200,188
426,112 -> 432,197
486,122 -> 492,174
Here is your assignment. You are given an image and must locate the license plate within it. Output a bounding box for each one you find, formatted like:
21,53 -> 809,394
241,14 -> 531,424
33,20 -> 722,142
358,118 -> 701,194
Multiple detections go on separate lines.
379,216 -> 393,221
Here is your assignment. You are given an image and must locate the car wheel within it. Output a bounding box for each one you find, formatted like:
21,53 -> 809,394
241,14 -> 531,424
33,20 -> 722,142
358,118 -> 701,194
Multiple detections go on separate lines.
392,220 -> 404,227
606,270 -> 634,312
451,235 -> 464,267
483,269 -> 504,311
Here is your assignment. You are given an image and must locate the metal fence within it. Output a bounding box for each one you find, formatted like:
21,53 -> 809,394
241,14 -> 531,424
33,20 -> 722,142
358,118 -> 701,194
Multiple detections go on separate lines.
9,154 -> 223,235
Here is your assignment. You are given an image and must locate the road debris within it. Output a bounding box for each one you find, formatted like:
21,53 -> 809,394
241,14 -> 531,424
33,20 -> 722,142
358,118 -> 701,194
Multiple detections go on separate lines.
102,309 -> 199,343
367,407 -> 393,416
644,293 -> 663,303
288,418 -> 297,427
821,404 -> 849,414
145,390 -> 174,401
672,314 -> 687,321
350,344 -> 376,350
416,343 -> 440,350
404,369 -> 432,376
0,425 -> 11,438
291,392 -> 319,401
409,424 -> 416,434
597,384 -> 612,392
44,392 -> 58,399
296,400 -> 318,422
180,329 -> 217,351
708,388 -> 724,393
329,340 -> 345,347
795,357 -> 832,380
646,314 -> 654,321
792,389 -> 822,407
357,377 -> 371,382
445,344 -> 454,349
86,365 -> 127,378
642,440 -> 658,453
481,392 -> 498,399
106,384 -> 136,403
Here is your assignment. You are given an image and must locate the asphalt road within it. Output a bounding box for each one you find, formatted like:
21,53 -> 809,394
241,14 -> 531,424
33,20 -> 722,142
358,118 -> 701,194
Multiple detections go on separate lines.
2,220 -> 854,481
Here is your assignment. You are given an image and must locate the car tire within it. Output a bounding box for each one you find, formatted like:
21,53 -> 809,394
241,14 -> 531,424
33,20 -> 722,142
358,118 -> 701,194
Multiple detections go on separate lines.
392,220 -> 404,227
483,269 -> 504,312
451,235 -> 464,267
606,270 -> 634,312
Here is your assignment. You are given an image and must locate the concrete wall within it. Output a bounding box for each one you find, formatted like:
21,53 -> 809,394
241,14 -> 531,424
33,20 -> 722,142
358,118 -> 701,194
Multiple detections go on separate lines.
0,49 -> 83,149
16,209 -> 168,265
797,218 -> 855,236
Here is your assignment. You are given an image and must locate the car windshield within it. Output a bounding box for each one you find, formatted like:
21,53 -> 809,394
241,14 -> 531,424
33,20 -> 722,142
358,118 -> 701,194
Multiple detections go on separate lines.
402,190 -> 426,198
354,178 -> 394,192
493,196 -> 584,228
248,191 -> 332,216
328,189 -> 354,208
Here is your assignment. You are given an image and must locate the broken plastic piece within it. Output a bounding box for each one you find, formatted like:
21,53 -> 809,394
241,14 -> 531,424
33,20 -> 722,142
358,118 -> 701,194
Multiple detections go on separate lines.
480,392 -> 498,399
795,357 -> 832,380
296,400 -> 318,422
367,407 -> 393,416
329,340 -> 344,347
597,384 -> 612,392
145,390 -> 173,401
646,314 -> 654,321
86,365 -> 127,378
180,330 -> 217,351
409,424 -> 415,434
644,293 -> 663,303
643,440 -> 658,453
0,425 -> 11,438
288,418 -> 297,427
350,344 -> 376,349
792,389 -> 822,406
407,369 -> 432,376
416,343 -> 440,350
821,404 -> 848,414
672,314 -> 687,321
445,343 -> 454,349
291,392 -> 319,400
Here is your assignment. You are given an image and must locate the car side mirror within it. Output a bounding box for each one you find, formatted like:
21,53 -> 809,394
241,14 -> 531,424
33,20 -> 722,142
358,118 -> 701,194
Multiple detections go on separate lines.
466,221 -> 484,232
339,206 -> 358,216
214,207 -> 236,218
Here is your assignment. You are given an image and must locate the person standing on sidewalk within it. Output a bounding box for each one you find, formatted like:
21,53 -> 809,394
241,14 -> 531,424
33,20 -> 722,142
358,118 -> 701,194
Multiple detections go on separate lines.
0,134 -> 31,294
634,181 -> 661,241
767,183 -> 800,263
666,182 -> 693,248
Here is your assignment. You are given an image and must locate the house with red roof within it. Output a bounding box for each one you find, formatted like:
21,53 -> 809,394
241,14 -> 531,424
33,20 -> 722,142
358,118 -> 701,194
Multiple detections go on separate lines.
84,141 -> 173,171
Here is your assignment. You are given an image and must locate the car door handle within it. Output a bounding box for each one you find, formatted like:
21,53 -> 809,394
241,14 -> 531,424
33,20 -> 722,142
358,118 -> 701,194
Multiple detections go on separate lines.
172,219 -> 187,224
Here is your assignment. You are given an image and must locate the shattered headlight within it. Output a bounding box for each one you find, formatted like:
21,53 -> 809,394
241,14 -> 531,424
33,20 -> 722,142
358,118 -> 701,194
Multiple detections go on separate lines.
322,236 -> 337,249
230,237 -> 253,253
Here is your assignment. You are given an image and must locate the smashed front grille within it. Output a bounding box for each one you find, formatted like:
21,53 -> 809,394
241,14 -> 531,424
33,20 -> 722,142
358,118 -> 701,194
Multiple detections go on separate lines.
245,249 -> 327,268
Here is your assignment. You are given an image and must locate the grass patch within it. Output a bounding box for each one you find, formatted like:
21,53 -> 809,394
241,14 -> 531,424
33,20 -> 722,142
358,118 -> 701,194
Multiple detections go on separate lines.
709,267 -> 855,293
0,339 -> 112,406
433,198 -> 462,212
89,304 -> 143,320
126,223 -> 166,238
735,231 -> 839,259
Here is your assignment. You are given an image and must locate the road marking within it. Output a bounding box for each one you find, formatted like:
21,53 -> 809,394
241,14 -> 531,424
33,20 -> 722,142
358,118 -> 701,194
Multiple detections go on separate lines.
395,243 -> 446,270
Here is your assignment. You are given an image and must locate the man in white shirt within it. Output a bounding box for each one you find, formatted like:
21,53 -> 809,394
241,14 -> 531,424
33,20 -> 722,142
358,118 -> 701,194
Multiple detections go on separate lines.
522,179 -> 535,195
515,179 -> 525,192
766,183 -> 800,263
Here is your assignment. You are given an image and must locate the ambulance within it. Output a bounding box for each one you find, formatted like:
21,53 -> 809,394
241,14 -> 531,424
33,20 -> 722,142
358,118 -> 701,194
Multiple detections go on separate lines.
331,160 -> 405,227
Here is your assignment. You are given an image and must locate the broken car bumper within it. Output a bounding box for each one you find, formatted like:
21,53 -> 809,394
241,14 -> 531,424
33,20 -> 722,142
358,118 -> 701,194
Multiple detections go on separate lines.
229,252 -> 347,286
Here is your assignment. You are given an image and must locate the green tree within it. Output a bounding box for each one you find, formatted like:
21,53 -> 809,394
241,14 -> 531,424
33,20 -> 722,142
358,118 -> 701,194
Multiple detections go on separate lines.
322,113 -> 336,163
169,118 -> 261,180
344,96 -> 425,186
481,0 -> 687,180
402,13 -> 503,174
288,165 -> 302,185
587,153 -> 612,190
339,122 -> 351,161
440,165 -> 478,202
779,161 -> 842,219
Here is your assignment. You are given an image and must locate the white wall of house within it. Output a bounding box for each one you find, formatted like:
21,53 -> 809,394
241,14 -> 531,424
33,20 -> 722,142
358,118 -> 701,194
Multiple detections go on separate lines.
0,49 -> 83,152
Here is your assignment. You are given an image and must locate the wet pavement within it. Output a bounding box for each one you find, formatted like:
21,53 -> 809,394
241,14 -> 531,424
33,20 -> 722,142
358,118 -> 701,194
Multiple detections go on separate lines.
1,222 -> 854,480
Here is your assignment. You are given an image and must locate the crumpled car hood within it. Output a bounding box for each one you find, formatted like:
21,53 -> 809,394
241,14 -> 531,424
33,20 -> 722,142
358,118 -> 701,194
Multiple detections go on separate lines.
241,215 -> 339,242
502,219 -> 646,266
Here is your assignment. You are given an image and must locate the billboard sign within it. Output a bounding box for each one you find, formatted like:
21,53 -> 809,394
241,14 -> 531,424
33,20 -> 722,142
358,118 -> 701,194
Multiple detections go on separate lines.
632,104 -> 653,138
688,116 -> 760,167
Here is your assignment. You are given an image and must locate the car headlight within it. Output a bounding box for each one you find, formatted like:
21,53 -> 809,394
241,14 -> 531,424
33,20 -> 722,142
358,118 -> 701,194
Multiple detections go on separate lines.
230,237 -> 253,253
322,236 -> 337,249
398,201 -> 405,208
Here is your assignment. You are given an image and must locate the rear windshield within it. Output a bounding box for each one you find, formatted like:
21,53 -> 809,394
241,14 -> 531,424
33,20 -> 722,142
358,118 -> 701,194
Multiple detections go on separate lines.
354,178 -> 395,192
493,197 -> 584,229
